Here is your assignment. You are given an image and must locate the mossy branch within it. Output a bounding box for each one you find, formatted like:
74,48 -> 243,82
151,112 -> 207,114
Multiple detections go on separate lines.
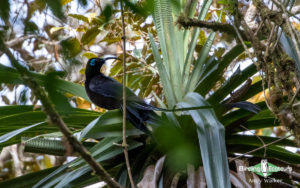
176,16 -> 248,40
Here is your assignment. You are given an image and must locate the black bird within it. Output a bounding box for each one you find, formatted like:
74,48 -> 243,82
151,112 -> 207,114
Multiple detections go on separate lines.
84,58 -> 261,133
85,57 -> 161,134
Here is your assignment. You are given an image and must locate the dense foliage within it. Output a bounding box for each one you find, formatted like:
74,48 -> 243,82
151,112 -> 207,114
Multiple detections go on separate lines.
0,0 -> 300,187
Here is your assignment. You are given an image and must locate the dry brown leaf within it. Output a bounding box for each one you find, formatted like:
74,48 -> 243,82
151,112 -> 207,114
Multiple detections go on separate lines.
137,156 -> 166,188
187,165 -> 206,188
230,170 -> 252,188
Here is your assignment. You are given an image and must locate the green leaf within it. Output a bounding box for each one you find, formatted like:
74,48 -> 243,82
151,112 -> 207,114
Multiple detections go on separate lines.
24,21 -> 39,34
196,44 -> 249,95
0,64 -> 23,84
55,141 -> 142,187
240,80 -> 264,101
220,101 -> 267,125
34,137 -> 140,188
80,110 -> 143,139
43,0 -> 65,20
207,63 -> 257,105
227,135 -> 296,148
60,37 -> 81,58
153,0 -> 183,102
0,122 -> 45,144
23,137 -> 96,156
0,105 -> 35,118
182,0 -> 212,86
102,5 -> 112,22
149,32 -> 176,106
0,0 -> 10,21
0,167 -> 58,188
177,92 -> 230,188
0,105 -> 99,150
68,14 -> 89,23
81,27 -> 100,45
208,66 -> 242,105
186,32 -> 216,92
0,64 -> 90,101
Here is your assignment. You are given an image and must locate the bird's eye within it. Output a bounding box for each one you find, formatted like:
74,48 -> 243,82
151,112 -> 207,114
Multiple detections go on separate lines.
90,59 -> 96,66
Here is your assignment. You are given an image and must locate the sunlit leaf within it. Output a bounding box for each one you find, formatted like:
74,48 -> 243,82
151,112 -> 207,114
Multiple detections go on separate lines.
81,27 -> 100,45
68,14 -> 89,23
82,52 -> 98,59
61,0 -> 73,5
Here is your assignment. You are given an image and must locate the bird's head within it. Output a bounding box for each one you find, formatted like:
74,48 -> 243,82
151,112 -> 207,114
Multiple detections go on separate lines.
85,57 -> 120,78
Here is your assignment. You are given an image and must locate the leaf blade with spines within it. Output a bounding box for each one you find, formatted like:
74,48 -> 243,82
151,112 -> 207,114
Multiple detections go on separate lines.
153,0 -> 183,102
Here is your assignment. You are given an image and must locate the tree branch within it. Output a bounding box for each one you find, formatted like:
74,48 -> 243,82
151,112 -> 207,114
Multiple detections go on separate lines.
120,1 -> 135,187
176,16 -> 248,40
0,43 -> 121,188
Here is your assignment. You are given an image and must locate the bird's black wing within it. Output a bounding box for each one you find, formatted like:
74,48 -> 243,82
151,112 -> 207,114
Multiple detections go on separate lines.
89,75 -> 141,100
89,75 -> 163,111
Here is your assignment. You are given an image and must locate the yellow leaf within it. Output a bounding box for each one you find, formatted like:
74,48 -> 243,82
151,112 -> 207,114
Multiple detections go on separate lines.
44,155 -> 53,168
50,26 -> 64,34
292,22 -> 300,32
252,75 -> 262,84
80,68 -> 85,75
61,0 -> 73,5
199,30 -> 206,45
76,25 -> 86,32
88,12 -> 97,23
248,90 -> 269,103
82,52 -> 98,59
76,97 -> 91,109
65,93 -> 74,98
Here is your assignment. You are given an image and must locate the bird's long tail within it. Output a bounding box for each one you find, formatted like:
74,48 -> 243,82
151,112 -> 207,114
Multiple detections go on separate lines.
123,100 -> 260,134
121,103 -> 165,134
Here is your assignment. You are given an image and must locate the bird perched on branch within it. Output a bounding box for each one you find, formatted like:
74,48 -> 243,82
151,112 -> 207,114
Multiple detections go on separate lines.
85,57 -> 161,134
84,57 -> 260,134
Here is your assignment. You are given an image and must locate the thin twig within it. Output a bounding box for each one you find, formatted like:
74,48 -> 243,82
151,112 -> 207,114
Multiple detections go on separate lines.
261,70 -> 273,113
229,134 -> 293,163
289,87 -> 300,107
229,17 -> 253,58
264,24 -> 276,62
120,1 -> 135,188
240,125 -> 267,157
254,21 -> 264,36
0,45 -> 121,188
273,0 -> 300,59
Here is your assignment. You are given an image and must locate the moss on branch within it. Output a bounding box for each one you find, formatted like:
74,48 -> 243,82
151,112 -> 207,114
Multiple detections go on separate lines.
176,16 -> 248,40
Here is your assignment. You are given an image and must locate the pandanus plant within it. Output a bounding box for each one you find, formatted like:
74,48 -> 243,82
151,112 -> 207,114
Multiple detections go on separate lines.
0,0 -> 299,187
